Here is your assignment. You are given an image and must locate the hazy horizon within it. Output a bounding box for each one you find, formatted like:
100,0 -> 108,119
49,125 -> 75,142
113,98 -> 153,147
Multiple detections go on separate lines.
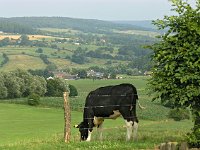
0,0 -> 196,21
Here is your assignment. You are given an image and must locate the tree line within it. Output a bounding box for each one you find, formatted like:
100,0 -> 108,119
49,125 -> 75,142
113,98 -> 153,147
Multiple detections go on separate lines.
0,17 -> 154,34
0,20 -> 39,34
0,69 -> 75,99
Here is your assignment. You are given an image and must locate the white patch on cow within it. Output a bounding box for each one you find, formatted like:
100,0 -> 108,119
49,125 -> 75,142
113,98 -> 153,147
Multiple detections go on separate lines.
93,116 -> 104,126
108,110 -> 121,119
133,121 -> 138,141
86,131 -> 92,142
125,120 -> 133,141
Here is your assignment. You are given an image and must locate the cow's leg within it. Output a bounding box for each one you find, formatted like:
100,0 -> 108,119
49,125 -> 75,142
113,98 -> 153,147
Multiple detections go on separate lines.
125,120 -> 133,141
133,121 -> 138,141
97,123 -> 103,141
120,108 -> 133,141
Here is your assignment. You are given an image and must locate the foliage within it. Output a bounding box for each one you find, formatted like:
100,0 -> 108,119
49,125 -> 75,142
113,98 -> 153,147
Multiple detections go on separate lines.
77,69 -> 87,79
19,35 -> 31,46
186,128 -> 200,148
69,84 -> 78,97
0,53 -> 9,67
0,20 -> 38,34
168,108 -> 190,121
148,0 -> 200,146
27,93 -> 40,106
45,78 -> 68,97
0,37 -> 10,47
39,54 -> 51,64
28,68 -> 54,78
0,69 -> 47,99
0,74 -> 8,98
35,48 -> 43,53
71,47 -> 88,64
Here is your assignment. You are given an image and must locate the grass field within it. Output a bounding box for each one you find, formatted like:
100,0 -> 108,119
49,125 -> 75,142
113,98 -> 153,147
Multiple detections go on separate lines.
0,34 -> 55,40
0,77 -> 194,149
1,54 -> 47,71
0,103 -> 192,149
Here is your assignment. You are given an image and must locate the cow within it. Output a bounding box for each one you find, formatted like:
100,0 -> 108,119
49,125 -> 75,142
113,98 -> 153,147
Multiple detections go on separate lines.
74,83 -> 142,142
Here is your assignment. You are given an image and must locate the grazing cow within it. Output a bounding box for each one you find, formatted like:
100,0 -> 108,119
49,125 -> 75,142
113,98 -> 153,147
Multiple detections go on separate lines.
75,83 -> 142,142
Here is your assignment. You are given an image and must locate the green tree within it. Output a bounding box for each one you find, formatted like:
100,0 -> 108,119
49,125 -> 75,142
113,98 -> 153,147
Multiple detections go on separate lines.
19,34 -> 30,46
28,93 -> 40,106
0,74 -> 7,98
29,76 -> 47,96
69,84 -> 78,97
3,73 -> 23,98
148,0 -> 200,147
46,78 -> 68,97
77,69 -> 87,79
35,48 -> 43,53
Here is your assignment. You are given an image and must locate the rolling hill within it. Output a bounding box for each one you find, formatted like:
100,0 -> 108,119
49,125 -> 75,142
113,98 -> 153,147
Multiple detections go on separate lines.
0,17 -> 158,75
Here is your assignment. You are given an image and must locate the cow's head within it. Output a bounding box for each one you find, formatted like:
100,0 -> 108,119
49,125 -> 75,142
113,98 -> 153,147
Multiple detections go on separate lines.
74,122 -> 88,141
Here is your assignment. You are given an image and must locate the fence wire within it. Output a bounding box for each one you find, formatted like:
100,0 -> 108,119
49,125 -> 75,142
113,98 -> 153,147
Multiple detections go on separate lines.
69,91 -> 146,111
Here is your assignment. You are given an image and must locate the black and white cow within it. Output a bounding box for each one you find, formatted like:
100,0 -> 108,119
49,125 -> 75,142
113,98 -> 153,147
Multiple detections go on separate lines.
75,83 -> 142,141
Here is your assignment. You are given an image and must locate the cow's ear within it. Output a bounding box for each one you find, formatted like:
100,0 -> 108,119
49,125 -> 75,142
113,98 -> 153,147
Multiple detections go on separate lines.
74,124 -> 79,128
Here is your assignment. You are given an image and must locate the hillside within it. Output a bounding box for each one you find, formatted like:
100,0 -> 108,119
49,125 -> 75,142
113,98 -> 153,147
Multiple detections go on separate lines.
0,17 -> 158,76
113,20 -> 156,30
0,17 -> 157,34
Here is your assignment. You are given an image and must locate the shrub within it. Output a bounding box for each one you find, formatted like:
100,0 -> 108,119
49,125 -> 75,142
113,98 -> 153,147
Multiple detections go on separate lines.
69,84 -> 78,97
187,128 -> 200,148
46,78 -> 68,97
168,108 -> 190,121
28,93 -> 40,106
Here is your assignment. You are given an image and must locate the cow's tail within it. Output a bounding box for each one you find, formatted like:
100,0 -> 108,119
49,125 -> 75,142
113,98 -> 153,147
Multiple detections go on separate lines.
131,84 -> 145,110
138,100 -> 145,109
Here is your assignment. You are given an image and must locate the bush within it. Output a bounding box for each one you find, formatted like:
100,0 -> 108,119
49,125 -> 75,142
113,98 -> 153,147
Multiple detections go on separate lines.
187,128 -> 200,148
28,93 -> 40,106
168,108 -> 190,121
45,78 -> 68,97
69,84 -> 78,97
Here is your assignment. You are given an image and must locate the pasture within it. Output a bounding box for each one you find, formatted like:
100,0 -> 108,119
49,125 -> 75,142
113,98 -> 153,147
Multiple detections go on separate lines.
0,34 -> 54,40
0,77 -> 193,149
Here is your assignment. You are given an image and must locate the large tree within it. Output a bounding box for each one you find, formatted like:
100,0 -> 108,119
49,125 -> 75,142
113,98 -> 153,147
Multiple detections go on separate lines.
148,0 -> 200,147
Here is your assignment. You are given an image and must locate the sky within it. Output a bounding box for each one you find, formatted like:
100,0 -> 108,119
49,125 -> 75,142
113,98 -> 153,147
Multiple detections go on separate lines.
0,0 -> 197,21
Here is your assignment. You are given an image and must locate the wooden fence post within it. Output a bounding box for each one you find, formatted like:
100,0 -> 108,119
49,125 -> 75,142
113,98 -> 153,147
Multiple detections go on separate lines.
63,92 -> 71,143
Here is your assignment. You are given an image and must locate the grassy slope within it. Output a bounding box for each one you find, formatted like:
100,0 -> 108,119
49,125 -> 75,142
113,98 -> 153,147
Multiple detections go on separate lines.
0,44 -> 120,71
0,77 -> 193,149
2,54 -> 46,71
0,103 -> 192,149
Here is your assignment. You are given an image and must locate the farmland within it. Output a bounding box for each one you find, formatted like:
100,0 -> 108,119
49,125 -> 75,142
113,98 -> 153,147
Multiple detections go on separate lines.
0,17 -> 157,75
0,77 -> 193,149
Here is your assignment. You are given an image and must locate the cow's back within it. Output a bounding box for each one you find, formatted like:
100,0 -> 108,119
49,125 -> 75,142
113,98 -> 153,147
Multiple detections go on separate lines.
85,83 -> 137,107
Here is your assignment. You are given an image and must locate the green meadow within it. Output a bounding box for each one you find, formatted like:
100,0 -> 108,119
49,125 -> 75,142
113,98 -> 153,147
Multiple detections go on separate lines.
0,77 -> 193,149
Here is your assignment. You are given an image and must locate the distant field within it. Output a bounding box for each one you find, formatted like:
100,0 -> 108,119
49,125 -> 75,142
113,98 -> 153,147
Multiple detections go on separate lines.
0,45 -> 125,71
0,54 -> 46,71
39,28 -> 80,34
113,29 -> 159,38
0,34 -> 54,40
